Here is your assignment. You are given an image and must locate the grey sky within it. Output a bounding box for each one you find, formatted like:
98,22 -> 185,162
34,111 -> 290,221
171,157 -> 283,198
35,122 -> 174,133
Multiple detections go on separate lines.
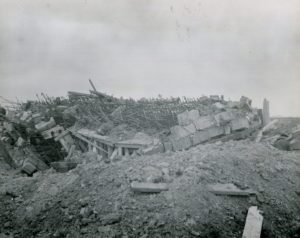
0,0 -> 299,116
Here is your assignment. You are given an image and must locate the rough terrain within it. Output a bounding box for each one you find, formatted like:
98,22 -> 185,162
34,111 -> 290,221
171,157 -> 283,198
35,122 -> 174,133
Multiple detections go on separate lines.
1,135 -> 299,237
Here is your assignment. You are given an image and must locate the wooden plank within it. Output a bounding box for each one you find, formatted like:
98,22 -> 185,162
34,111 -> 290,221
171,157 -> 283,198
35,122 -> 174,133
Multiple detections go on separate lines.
69,130 -> 108,153
242,206 -> 263,238
131,182 -> 169,193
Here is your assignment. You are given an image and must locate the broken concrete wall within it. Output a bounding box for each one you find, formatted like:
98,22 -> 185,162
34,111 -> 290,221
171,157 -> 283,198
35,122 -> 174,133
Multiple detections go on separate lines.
168,96 -> 262,151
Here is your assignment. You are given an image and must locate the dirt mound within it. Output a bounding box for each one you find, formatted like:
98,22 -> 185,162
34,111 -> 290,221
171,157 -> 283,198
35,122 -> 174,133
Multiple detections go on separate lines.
0,139 -> 299,237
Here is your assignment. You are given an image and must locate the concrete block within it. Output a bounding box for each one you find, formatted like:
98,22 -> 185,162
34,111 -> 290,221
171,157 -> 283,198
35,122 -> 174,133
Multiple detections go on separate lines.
163,141 -> 173,152
184,123 -> 197,134
50,162 -> 77,173
26,157 -> 49,171
290,139 -> 300,150
207,126 -> 224,139
170,136 -> 192,151
231,118 -> 250,131
35,117 -> 56,132
177,111 -> 190,126
224,125 -> 231,135
187,109 -> 200,122
22,161 -> 37,175
131,182 -> 168,193
194,115 -> 216,130
170,125 -> 191,139
213,102 -> 225,109
242,206 -> 263,238
214,111 -> 235,125
191,131 -> 209,146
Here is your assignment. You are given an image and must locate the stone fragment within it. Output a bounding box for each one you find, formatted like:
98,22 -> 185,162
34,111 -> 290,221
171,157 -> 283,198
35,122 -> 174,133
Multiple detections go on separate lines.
170,125 -> 191,139
22,160 -> 37,175
163,141 -> 173,152
208,183 -> 256,196
35,117 -> 56,132
184,123 -> 197,134
131,182 -> 168,193
194,115 -> 216,131
50,162 -> 77,173
101,213 -> 121,225
191,131 -> 209,146
290,139 -> 300,150
177,111 -> 190,126
214,111 -> 235,125
242,206 -> 263,238
170,136 -> 192,151
187,109 -> 200,123
207,126 -> 224,139
231,118 -> 250,131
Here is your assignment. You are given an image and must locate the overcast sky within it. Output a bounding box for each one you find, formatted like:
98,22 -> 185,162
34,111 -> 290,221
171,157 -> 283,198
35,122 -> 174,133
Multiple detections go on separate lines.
0,0 -> 299,116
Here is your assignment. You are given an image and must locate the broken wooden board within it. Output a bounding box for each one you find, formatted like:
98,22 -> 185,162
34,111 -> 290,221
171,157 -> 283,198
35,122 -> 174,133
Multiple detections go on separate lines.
131,182 -> 168,193
208,183 -> 256,196
242,206 -> 263,238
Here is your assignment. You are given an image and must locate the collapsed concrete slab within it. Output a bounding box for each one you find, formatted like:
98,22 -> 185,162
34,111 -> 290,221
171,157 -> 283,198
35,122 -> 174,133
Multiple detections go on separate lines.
231,118 -> 250,131
242,206 -> 263,238
194,115 -> 216,131
131,182 -> 168,193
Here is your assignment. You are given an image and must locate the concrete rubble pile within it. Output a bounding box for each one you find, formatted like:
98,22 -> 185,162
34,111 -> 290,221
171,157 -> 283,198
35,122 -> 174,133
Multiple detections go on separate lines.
165,96 -> 263,151
0,92 -> 275,173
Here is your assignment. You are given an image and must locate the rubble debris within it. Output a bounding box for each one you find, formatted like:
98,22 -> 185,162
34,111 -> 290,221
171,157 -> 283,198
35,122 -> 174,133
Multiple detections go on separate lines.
231,117 -> 250,131
41,125 -> 65,139
207,183 -> 256,196
194,115 -> 217,131
131,181 -> 169,193
50,161 -> 77,172
242,206 -> 263,238
35,117 -> 56,132
22,158 -> 37,175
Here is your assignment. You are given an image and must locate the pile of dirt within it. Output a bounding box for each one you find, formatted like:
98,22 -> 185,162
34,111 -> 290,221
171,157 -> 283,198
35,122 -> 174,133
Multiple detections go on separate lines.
0,138 -> 299,237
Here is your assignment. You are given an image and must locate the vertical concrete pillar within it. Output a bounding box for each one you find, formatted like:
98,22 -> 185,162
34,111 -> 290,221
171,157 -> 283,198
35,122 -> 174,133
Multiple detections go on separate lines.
124,148 -> 129,157
262,98 -> 270,126
107,146 -> 113,158
118,147 -> 123,156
